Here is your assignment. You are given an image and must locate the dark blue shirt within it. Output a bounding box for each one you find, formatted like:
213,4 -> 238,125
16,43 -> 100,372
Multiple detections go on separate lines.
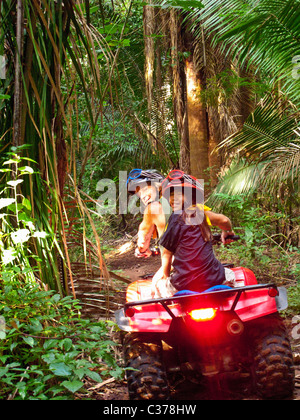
160,213 -> 225,292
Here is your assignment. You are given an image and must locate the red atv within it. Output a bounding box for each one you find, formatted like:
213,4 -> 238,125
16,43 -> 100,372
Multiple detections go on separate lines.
115,236 -> 295,400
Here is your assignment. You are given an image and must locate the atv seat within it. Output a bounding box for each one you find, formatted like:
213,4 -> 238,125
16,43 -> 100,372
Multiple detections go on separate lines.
174,285 -> 232,296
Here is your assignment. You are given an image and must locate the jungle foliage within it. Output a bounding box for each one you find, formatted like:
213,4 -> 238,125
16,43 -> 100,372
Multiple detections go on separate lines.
0,0 -> 299,399
1,0 -> 299,288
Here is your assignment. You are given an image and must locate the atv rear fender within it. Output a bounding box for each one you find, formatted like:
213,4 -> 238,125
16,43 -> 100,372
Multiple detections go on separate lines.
115,284 -> 288,333
115,267 -> 288,333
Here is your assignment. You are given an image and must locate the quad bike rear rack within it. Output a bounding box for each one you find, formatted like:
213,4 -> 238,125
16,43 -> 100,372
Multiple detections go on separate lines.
124,283 -> 283,320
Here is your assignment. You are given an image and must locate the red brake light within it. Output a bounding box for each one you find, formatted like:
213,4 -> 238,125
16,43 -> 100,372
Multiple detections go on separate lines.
189,308 -> 217,321
125,307 -> 135,317
268,287 -> 279,297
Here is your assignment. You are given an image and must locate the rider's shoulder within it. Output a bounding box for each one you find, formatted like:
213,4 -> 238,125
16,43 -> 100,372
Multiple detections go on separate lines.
145,201 -> 163,216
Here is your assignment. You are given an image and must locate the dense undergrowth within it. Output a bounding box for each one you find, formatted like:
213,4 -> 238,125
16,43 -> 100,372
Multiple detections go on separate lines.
0,158 -> 124,400
0,282 -> 124,400
210,193 -> 300,316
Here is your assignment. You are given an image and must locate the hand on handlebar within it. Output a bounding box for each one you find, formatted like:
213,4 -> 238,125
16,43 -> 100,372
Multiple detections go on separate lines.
221,231 -> 236,245
135,247 -> 152,258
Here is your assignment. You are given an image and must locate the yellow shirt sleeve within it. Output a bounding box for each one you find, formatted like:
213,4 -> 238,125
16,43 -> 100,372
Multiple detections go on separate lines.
204,205 -> 212,225
197,204 -> 212,225
164,204 -> 212,231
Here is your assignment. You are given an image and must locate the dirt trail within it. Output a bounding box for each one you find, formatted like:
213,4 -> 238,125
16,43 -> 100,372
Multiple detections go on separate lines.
104,240 -> 300,401
106,238 -> 161,283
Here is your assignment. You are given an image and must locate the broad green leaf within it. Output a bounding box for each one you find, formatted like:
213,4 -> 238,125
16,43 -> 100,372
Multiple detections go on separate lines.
41,352 -> 56,363
0,367 -> 9,378
60,338 -> 73,352
49,362 -> 72,377
19,166 -> 34,174
11,229 -> 30,244
0,198 -> 15,210
3,158 -> 21,165
29,320 -> 43,333
23,336 -> 35,348
43,339 -> 60,351
86,370 -> 102,383
2,248 -> 18,264
51,294 -> 61,303
61,380 -> 83,393
7,179 -> 24,187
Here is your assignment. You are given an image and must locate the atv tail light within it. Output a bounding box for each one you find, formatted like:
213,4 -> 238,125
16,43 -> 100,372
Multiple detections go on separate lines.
189,308 -> 217,322
125,307 -> 136,317
268,287 -> 278,297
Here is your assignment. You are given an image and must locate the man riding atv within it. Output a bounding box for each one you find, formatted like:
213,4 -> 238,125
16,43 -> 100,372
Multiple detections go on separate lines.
127,168 -> 235,259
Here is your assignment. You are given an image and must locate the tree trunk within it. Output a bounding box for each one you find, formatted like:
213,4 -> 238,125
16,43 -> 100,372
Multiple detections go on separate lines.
185,57 -> 209,186
143,2 -> 156,149
13,0 -> 24,149
170,9 -> 190,172
207,108 -> 222,188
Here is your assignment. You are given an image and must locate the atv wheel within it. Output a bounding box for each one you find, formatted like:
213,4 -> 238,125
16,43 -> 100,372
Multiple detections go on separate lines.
123,333 -> 170,400
248,314 -> 295,399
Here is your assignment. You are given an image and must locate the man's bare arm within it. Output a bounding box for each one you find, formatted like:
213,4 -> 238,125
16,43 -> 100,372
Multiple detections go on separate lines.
137,202 -> 165,252
137,215 -> 155,252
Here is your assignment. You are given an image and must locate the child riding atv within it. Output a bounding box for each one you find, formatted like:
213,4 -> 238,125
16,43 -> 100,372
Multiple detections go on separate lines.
151,170 -> 236,298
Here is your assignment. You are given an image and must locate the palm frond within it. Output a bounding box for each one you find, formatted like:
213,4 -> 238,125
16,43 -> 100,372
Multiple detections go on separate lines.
208,158 -> 264,210
186,0 -> 300,107
211,98 -> 300,201
218,94 -> 299,163
264,129 -> 300,187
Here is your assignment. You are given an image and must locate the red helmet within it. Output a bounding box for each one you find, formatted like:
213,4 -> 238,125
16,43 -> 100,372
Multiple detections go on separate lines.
161,170 -> 204,196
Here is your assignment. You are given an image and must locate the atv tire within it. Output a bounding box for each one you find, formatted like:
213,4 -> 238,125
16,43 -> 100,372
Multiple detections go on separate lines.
248,314 -> 295,399
123,333 -> 170,400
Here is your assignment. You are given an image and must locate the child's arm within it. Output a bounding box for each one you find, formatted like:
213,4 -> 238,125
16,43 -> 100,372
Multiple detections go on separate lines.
161,248 -> 173,279
205,211 -> 235,243
151,248 -> 173,297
